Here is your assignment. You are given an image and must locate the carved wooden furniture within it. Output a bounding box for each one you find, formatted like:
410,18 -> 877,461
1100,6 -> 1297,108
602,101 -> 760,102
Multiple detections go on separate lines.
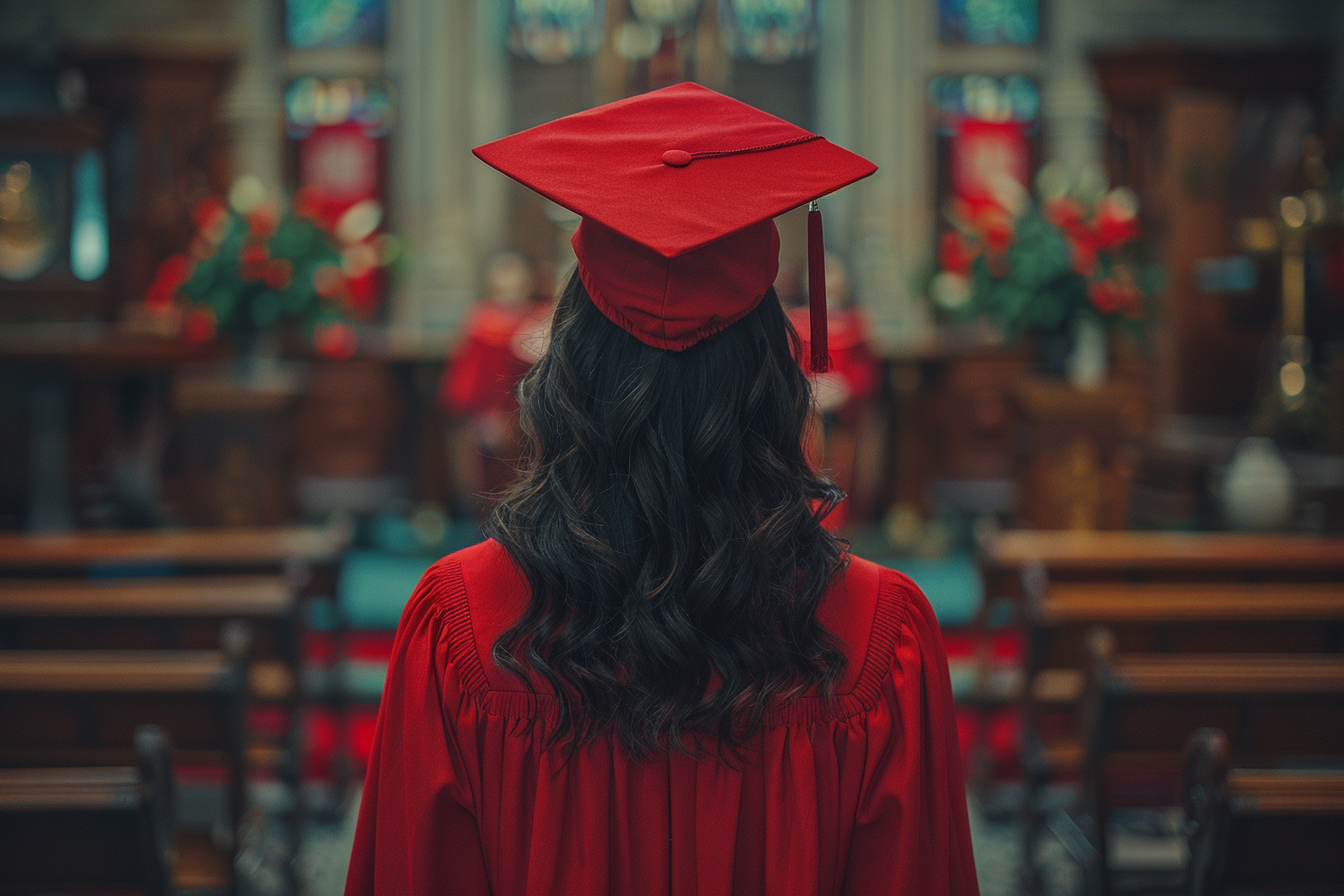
171,374 -> 303,528
1083,634 -> 1344,895
66,48 -> 234,323
0,525 -> 349,890
1184,727 -> 1344,896
1091,46 -> 1332,416
973,529 -> 1344,891
1012,377 -> 1150,530
0,628 -> 249,895
0,724 -> 176,896
0,526 -> 348,571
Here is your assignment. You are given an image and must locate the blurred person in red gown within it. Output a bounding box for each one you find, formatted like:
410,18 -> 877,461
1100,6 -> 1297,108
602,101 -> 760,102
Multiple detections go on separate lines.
438,250 -> 551,516
787,251 -> 881,532
348,84 -> 977,896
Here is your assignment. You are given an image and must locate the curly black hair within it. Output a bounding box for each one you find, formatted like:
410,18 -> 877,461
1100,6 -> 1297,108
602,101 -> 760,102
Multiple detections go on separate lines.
485,271 -> 847,759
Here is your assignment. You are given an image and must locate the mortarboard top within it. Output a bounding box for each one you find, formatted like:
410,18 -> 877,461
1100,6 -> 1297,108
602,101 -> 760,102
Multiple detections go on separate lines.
473,82 -> 876,367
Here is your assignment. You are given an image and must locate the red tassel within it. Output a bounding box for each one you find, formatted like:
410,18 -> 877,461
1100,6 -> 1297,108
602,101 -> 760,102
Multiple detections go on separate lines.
807,201 -> 829,373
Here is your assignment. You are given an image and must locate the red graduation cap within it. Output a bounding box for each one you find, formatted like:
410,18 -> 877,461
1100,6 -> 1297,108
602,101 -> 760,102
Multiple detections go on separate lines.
472,82 -> 876,371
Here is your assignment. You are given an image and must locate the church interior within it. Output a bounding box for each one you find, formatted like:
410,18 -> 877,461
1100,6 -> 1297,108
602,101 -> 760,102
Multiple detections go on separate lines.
3,0 -> 1344,893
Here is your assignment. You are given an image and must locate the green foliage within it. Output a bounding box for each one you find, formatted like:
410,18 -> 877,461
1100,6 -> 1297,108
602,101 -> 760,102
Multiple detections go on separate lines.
178,204 -> 346,348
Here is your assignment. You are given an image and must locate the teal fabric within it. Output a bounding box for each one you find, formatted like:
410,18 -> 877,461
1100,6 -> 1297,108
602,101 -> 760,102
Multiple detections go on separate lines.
883,552 -> 983,629
338,550 -> 441,630
337,544 -> 984,632
338,524 -> 484,630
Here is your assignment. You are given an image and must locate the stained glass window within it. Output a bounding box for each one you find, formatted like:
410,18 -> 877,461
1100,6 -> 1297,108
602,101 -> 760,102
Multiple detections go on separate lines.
508,0 -> 606,64
928,74 -> 1041,295
927,74 -> 1039,134
285,77 -> 395,136
938,0 -> 1038,46
286,0 -> 386,50
719,0 -> 819,62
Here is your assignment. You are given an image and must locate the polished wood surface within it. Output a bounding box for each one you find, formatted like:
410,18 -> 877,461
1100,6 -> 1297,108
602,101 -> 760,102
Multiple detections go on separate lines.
0,766 -> 140,810
0,650 -> 230,691
1040,582 -> 1344,622
1227,769 -> 1344,815
0,576 -> 292,616
985,529 -> 1344,571
1110,653 -> 1344,694
0,525 -> 348,569
1185,726 -> 1344,896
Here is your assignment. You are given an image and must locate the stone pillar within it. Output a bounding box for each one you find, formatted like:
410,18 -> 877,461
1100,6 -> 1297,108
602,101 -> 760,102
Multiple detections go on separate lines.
1043,0 -> 1104,182
814,0 -> 855,254
222,0 -> 284,195
851,0 -> 933,350
387,0 -> 509,351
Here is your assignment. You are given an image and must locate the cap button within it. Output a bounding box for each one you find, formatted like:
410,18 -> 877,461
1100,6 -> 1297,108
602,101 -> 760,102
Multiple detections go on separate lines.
662,149 -> 692,167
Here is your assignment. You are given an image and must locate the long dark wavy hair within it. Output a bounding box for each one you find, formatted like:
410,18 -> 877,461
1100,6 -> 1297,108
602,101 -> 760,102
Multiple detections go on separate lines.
484,272 -> 848,758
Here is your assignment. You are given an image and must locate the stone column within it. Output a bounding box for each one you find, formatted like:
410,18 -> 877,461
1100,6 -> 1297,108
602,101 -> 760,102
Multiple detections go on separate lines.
851,0 -> 933,351
387,0 -> 509,351
222,0 -> 284,195
1043,0 -> 1104,182
814,0 -> 855,254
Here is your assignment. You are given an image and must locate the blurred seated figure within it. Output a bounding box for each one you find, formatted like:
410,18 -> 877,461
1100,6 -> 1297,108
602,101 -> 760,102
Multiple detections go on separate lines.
786,252 -> 881,530
438,251 -> 551,518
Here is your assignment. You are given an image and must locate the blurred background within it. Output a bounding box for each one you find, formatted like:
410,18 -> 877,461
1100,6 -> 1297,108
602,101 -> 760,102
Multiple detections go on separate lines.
2,1 -> 1344,894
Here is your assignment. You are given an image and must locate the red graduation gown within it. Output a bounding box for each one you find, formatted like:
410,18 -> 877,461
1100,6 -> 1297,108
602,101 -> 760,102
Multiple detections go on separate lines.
346,539 -> 978,896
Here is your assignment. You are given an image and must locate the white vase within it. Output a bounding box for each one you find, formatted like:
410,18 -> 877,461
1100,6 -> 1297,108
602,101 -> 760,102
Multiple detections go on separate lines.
1221,437 -> 1295,531
1066,316 -> 1107,390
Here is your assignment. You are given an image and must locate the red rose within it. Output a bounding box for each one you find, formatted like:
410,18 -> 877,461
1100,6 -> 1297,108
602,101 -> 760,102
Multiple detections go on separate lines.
939,231 -> 973,276
263,258 -> 293,290
240,244 -> 269,281
248,203 -> 280,240
183,306 -> 217,343
313,321 -> 358,359
192,197 -> 230,244
144,254 -> 191,312
1042,197 -> 1084,230
1089,276 -> 1142,317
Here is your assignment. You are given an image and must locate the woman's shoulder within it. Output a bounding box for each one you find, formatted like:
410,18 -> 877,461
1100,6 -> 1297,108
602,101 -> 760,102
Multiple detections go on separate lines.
806,554 -> 934,702
410,541 -> 941,720
409,538 -> 532,693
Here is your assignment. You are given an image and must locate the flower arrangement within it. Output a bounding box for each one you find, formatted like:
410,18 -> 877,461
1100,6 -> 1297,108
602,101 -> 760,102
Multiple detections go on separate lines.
930,167 -> 1159,353
143,177 -> 396,359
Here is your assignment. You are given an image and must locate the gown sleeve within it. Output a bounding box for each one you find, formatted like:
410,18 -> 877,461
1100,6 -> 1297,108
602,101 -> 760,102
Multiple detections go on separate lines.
843,574 -> 980,895
345,565 -> 490,896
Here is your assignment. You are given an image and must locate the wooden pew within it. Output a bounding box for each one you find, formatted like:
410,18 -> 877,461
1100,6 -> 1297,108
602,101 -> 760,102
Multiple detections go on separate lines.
0,576 -> 300,762
1008,560 -> 1344,890
0,623 -> 250,895
0,525 -> 351,880
1082,631 -> 1344,896
0,575 -> 297,686
0,724 -> 175,896
1185,727 -> 1344,896
0,526 -> 349,574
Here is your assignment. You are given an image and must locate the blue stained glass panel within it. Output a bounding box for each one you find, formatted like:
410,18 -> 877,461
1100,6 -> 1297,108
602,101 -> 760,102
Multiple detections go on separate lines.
286,0 -> 386,50
285,78 -> 395,137
938,0 -> 1038,46
719,0 -> 819,61
509,0 -> 605,63
927,74 -> 1039,134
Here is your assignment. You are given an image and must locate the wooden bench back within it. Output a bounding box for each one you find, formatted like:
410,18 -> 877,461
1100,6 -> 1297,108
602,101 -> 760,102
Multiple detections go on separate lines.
1083,631 -> 1344,895
0,724 -> 175,896
0,577 -> 298,679
1025,567 -> 1344,671
1185,727 -> 1344,895
0,624 -> 250,894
